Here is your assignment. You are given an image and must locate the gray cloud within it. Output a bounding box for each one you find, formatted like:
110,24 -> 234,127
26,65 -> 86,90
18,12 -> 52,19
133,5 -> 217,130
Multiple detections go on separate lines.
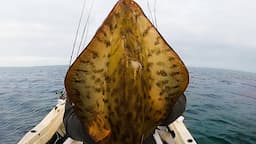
0,0 -> 255,72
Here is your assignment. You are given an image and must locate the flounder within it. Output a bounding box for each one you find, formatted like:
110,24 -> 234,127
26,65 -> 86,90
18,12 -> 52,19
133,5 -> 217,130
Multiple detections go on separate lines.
65,0 -> 189,143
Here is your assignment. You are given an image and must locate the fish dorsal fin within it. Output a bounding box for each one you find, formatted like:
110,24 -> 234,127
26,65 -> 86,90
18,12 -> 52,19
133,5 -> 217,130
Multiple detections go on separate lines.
65,0 -> 189,143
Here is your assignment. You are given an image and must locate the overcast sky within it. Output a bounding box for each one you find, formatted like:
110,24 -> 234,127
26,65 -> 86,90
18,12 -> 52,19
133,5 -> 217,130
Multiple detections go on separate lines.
0,0 -> 255,73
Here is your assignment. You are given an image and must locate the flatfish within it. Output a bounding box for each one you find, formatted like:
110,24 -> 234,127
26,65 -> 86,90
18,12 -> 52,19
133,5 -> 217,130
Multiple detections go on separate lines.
65,0 -> 189,143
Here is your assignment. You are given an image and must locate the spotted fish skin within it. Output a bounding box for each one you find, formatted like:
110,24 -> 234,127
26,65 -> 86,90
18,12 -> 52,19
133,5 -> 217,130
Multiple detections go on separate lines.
65,0 -> 189,144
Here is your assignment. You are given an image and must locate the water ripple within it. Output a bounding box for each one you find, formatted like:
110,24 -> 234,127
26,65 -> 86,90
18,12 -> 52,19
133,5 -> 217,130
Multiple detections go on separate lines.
0,66 -> 255,144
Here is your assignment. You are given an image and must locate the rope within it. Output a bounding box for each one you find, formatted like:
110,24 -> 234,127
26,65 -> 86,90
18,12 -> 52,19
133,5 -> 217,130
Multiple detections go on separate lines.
69,0 -> 87,66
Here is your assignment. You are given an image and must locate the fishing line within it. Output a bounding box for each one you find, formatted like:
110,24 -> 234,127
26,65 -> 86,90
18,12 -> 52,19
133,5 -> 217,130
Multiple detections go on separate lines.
153,0 -> 158,28
146,0 -> 158,27
76,0 -> 95,57
80,20 -> 90,53
69,0 -> 87,66
146,0 -> 154,25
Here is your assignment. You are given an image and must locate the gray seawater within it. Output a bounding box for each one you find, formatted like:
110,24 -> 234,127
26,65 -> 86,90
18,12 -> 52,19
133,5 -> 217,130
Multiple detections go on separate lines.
0,66 -> 255,144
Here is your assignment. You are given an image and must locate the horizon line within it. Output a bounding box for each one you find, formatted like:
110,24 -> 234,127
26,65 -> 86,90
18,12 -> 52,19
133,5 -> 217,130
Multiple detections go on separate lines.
0,65 -> 255,74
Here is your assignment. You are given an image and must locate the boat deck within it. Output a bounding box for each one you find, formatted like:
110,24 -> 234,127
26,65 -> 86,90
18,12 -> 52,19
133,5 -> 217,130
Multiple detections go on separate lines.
18,101 -> 196,144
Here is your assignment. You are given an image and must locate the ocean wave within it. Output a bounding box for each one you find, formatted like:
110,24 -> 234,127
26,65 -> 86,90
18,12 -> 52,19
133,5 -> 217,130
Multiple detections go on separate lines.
0,66 -> 256,144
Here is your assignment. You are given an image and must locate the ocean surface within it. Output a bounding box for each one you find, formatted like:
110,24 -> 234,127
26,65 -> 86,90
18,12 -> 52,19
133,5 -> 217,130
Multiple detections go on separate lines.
0,66 -> 255,144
